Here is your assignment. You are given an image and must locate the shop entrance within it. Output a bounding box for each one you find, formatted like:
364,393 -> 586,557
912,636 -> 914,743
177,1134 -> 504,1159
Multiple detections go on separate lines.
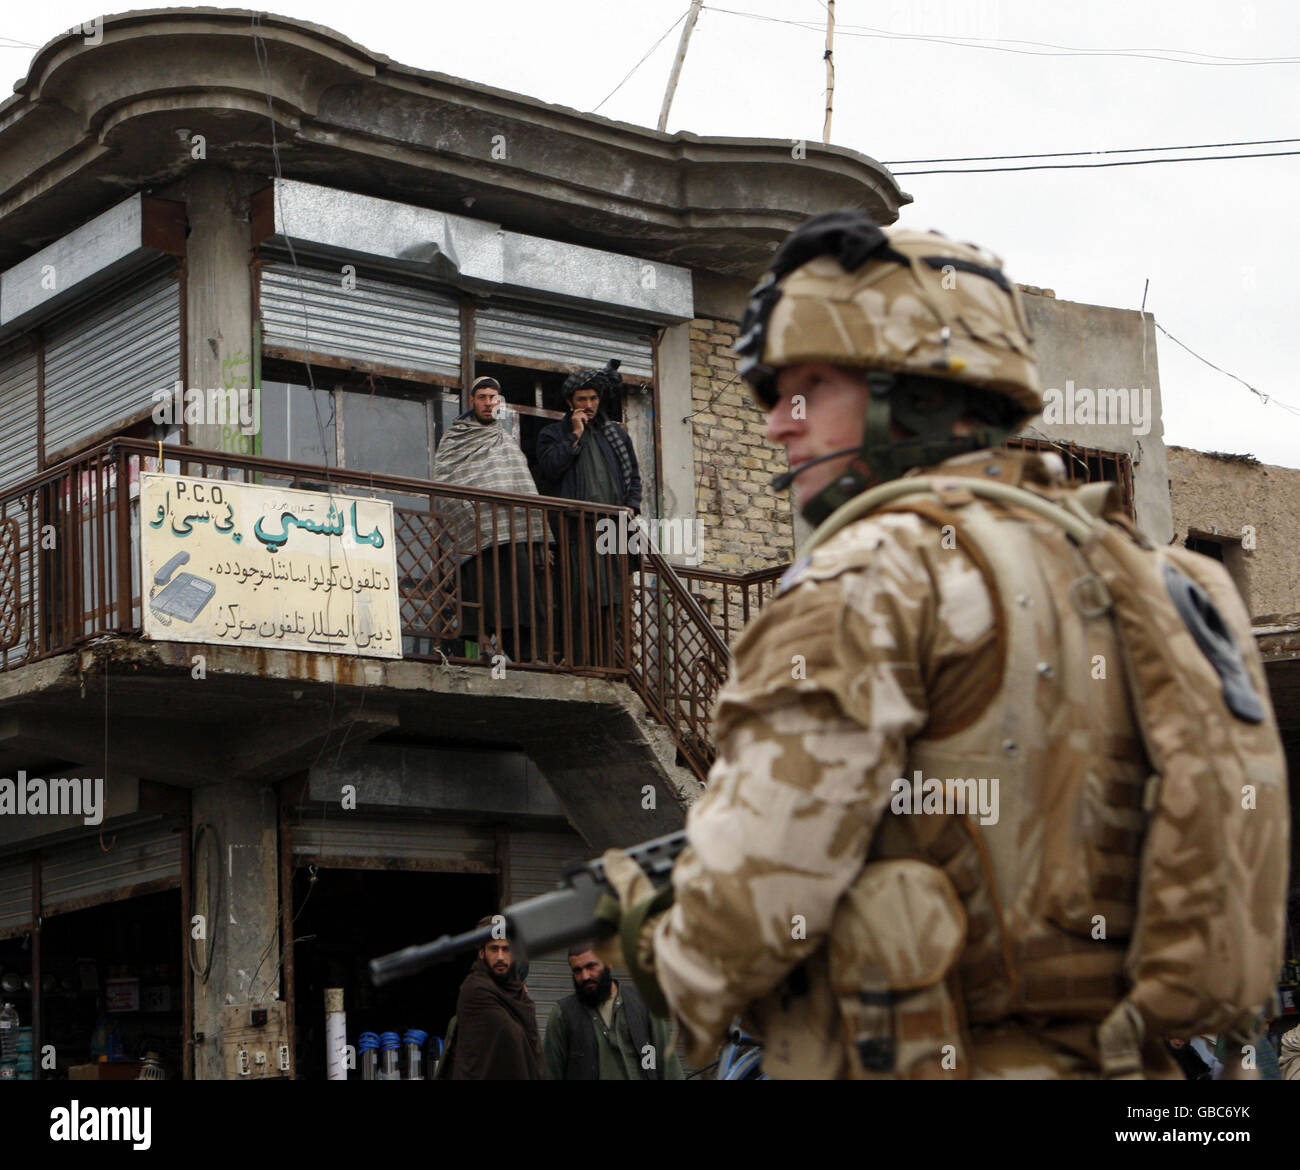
2,889 -> 184,1080
289,867 -> 498,1080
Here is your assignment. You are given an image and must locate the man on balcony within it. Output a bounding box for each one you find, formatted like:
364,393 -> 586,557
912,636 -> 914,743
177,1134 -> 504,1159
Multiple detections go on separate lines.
535,360 -> 641,667
431,376 -> 550,662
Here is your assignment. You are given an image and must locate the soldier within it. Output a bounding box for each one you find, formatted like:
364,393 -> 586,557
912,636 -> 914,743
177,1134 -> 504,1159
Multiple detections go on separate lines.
594,211 -> 1288,1080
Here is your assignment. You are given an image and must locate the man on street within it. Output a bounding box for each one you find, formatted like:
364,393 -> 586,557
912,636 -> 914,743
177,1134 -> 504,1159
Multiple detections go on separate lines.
444,917 -> 544,1080
543,944 -> 683,1081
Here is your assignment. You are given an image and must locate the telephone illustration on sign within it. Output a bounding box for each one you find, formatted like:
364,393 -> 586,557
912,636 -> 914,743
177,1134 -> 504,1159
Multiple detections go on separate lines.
150,550 -> 217,624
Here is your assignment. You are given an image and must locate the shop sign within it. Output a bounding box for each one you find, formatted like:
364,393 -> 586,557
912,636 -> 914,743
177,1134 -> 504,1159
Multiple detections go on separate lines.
140,474 -> 401,658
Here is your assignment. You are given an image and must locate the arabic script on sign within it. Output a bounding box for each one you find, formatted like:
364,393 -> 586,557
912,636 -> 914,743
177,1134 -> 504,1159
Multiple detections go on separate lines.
140,473 -> 402,659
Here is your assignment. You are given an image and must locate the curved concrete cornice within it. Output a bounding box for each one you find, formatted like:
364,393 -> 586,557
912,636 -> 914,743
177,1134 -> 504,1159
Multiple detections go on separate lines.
0,8 -> 909,275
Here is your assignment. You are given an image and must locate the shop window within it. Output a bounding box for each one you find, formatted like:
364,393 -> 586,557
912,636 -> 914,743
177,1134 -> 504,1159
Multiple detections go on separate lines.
258,362 -> 459,486
344,393 -> 429,480
258,380 -> 338,468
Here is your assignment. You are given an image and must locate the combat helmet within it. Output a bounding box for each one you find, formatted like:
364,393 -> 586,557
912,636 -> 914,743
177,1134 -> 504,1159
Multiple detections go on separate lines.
734,211 -> 1042,525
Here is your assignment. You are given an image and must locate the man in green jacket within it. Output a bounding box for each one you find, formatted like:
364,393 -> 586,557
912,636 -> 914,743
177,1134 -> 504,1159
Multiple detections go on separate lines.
543,944 -> 684,1081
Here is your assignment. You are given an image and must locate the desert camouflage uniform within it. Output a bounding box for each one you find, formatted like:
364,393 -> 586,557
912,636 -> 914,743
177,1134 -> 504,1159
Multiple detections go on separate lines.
649,446 -> 1281,1080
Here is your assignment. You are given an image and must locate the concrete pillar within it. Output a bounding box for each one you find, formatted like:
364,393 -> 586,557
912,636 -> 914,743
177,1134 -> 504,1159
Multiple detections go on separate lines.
183,168 -> 257,454
654,323 -> 701,566
190,779 -> 280,1080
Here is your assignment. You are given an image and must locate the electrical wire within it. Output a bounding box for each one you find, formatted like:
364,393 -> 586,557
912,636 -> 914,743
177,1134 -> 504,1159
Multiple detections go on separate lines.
594,7 -> 693,113
683,370 -> 743,421
701,6 -> 1300,66
188,822 -> 220,985
885,136 -> 1300,165
249,864 -> 318,1004
1154,322 -> 1300,418
892,149 -> 1300,175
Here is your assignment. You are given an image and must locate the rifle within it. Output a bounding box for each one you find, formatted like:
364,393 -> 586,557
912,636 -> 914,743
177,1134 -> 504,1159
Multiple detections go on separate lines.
369,829 -> 685,986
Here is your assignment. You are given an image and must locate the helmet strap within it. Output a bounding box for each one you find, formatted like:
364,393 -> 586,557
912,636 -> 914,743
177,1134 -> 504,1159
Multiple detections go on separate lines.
798,371 -> 1018,527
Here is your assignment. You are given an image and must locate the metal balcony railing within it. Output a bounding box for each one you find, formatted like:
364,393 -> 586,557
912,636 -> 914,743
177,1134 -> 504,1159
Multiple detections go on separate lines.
0,438 -> 735,782
674,564 -> 786,647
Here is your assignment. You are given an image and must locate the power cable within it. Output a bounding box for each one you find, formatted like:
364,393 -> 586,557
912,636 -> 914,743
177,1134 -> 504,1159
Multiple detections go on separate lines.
828,23 -> 1300,64
594,8 -> 693,113
893,149 -> 1300,175
1154,322 -> 1300,418
188,822 -> 220,985
701,6 -> 1300,65
885,136 -> 1300,165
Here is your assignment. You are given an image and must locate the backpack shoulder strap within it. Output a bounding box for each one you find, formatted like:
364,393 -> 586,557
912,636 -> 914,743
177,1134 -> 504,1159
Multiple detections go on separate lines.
802,475 -> 1096,558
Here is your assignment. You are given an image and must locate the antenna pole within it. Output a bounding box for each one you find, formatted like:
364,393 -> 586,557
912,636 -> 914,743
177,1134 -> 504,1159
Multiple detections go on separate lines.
659,0 -> 705,132
823,1 -> 836,143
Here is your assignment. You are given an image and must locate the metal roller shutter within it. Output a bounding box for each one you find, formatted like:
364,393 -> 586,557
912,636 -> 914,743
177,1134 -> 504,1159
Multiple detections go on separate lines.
291,812 -> 496,872
510,826 -> 696,1077
43,267 -> 181,459
41,818 -> 183,917
0,856 -> 33,939
0,339 -> 38,491
507,827 -> 591,1034
0,339 -> 39,666
261,261 -> 461,380
475,303 -> 654,379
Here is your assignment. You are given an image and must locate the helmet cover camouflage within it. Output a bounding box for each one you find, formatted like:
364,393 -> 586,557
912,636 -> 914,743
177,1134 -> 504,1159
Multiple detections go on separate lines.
734,212 -> 1042,418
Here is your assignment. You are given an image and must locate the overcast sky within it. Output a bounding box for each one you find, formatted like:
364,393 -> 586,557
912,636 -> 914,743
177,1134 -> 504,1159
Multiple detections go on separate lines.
5,2 -> 1299,466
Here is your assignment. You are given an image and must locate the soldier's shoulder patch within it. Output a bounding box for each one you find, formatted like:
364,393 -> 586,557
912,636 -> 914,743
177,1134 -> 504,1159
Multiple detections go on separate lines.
776,556 -> 812,597
781,512 -> 923,594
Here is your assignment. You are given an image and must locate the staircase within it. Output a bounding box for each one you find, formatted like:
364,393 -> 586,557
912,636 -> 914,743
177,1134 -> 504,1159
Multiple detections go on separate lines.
622,552 -> 784,783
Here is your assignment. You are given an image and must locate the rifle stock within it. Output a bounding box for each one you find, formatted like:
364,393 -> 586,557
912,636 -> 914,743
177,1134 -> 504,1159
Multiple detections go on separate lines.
369,829 -> 686,986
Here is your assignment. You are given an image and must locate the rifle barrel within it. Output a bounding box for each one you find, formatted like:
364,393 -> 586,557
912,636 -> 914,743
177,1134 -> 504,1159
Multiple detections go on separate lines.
369,924 -> 495,986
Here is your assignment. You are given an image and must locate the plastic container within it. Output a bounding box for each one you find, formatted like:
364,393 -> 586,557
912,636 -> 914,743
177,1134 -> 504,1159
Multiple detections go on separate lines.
357,1032 -> 380,1081
403,1029 -> 428,1081
425,1034 -> 444,1079
378,1032 -> 401,1081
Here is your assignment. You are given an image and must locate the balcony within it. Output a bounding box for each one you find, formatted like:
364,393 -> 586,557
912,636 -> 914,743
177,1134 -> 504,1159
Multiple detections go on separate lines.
0,439 -> 744,843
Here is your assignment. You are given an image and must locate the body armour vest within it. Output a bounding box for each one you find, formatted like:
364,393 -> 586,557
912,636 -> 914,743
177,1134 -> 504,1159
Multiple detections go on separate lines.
866,466 -> 1147,1027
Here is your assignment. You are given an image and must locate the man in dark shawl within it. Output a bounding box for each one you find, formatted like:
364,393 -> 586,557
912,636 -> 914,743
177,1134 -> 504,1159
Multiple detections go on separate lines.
432,377 -> 550,661
535,360 -> 641,667
443,917 -> 544,1080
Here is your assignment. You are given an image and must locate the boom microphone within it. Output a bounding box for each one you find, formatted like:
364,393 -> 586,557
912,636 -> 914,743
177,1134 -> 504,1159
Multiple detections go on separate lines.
770,446 -> 860,491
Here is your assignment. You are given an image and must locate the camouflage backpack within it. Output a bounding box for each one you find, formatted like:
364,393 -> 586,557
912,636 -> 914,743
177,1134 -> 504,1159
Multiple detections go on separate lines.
805,469 -> 1289,1077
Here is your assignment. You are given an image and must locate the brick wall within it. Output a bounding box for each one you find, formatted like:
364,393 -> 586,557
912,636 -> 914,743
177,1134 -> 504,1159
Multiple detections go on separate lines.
689,318 -> 795,572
